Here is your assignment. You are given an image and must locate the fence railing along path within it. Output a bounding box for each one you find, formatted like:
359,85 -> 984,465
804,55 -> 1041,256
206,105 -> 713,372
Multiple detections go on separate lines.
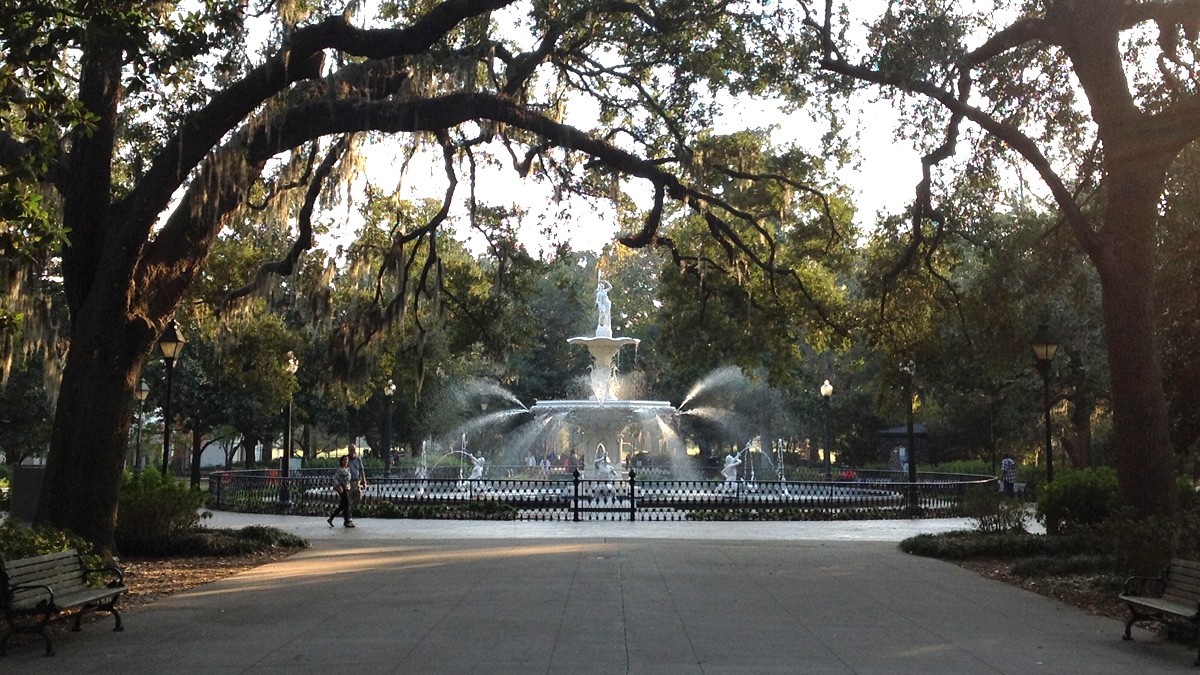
207,468 -> 996,522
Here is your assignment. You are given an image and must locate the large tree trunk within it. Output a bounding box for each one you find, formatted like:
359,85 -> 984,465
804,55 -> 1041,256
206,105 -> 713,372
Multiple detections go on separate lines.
39,316 -> 156,556
1095,166 -> 1177,519
1063,350 -> 1094,469
243,434 -> 259,468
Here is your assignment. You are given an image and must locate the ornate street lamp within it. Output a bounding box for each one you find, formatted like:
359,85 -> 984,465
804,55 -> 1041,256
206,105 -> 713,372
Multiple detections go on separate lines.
820,379 -> 833,480
134,379 -> 150,473
157,320 -> 185,476
899,360 -> 919,513
1031,324 -> 1060,484
383,379 -> 396,477
281,351 -> 298,508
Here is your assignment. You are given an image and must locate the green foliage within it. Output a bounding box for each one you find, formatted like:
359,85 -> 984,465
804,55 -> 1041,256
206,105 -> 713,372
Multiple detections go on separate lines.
1104,514 -> 1176,575
356,499 -> 517,520
1016,464 -> 1043,498
899,529 -> 1109,560
125,526 -> 307,558
1102,506 -> 1200,576
0,356 -> 54,464
1036,467 -> 1119,535
962,488 -> 1027,533
0,517 -> 99,565
928,459 -> 993,476
115,469 -> 209,554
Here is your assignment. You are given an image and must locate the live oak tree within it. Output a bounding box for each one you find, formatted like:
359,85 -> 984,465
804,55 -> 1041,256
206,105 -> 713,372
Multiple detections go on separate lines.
1,0 -> 833,552
801,0 -> 1200,519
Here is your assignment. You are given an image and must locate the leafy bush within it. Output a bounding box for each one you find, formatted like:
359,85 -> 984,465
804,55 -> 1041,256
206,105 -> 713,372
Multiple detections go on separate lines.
115,469 -> 209,554
1105,510 -> 1185,575
927,459 -> 993,476
1016,464 -> 1042,499
901,531 -> 1042,559
0,517 -> 99,562
126,526 -> 308,557
962,489 -> 1028,533
1036,467 -> 1119,535
899,529 -> 1110,560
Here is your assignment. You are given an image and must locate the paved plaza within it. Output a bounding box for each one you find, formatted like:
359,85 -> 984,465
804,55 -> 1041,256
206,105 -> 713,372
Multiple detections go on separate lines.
5,513 -> 1197,673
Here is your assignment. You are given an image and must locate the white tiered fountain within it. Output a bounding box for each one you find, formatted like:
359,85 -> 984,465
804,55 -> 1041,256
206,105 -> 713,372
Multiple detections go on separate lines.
529,272 -> 678,478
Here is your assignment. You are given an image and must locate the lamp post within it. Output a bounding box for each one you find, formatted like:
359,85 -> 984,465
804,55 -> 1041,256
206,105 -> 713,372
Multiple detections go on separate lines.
280,351 -> 298,508
900,360 -> 918,513
134,380 -> 150,473
157,320 -> 185,476
1031,324 -> 1060,484
820,379 -> 833,480
383,379 -> 395,477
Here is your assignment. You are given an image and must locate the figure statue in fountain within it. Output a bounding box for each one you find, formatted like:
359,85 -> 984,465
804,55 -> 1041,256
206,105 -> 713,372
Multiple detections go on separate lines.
595,276 -> 613,338
721,447 -> 746,490
451,449 -> 489,491
467,453 -> 487,480
413,458 -> 428,495
592,443 -> 618,501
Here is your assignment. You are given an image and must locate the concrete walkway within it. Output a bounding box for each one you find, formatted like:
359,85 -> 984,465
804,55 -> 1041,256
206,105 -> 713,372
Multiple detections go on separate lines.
5,513 -> 1194,673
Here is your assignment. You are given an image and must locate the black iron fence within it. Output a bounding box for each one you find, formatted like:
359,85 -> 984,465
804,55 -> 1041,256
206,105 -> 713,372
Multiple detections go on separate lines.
207,468 -> 996,522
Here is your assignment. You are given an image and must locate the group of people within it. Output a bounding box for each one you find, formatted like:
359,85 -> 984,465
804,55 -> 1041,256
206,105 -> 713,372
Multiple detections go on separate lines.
328,444 -> 367,528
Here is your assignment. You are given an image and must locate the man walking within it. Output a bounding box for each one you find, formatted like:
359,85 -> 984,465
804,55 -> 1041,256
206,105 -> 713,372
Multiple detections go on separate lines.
1000,454 -> 1017,498
347,443 -> 367,521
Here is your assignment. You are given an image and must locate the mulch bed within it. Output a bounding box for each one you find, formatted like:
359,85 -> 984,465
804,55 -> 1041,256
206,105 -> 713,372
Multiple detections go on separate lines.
116,549 -> 301,608
955,558 -> 1129,622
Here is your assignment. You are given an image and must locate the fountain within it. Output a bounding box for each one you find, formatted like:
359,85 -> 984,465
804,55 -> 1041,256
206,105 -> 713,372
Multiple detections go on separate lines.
529,271 -> 680,479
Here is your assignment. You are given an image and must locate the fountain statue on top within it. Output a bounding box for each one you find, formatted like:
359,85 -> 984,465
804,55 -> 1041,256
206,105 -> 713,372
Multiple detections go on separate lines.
595,277 -> 613,337
568,271 -> 640,401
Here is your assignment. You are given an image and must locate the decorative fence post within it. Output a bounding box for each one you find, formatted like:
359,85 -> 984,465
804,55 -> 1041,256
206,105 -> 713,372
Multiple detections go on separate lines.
208,474 -> 221,509
628,470 -> 637,521
572,469 -> 581,522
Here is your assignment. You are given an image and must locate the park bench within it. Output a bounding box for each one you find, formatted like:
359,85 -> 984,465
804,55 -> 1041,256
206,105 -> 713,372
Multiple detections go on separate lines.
1,549 -> 125,656
1121,558 -> 1200,665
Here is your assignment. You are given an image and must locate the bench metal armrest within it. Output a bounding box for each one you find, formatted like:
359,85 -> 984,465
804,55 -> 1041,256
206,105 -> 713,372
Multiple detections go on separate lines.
86,564 -> 125,588
1123,574 -> 1166,597
9,582 -> 56,606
